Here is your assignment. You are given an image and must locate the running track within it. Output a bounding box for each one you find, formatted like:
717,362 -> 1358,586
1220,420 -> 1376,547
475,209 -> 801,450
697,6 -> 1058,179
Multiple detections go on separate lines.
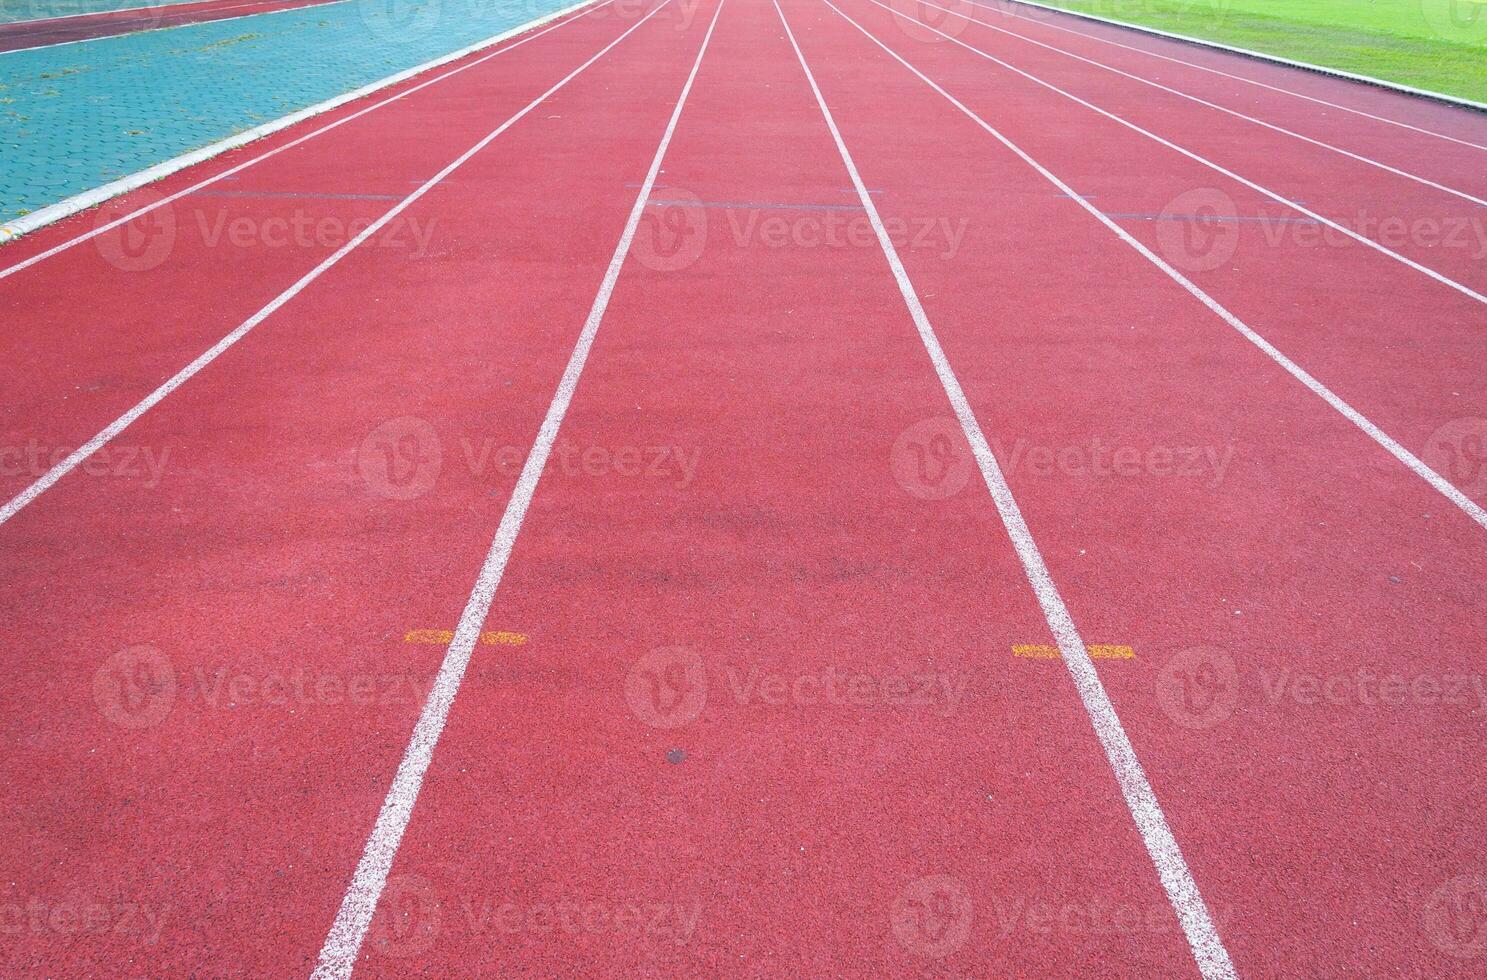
1,0 -> 1485,974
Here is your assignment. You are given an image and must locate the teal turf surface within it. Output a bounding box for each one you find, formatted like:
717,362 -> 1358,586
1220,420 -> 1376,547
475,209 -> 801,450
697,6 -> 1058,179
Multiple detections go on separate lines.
0,0 -> 578,222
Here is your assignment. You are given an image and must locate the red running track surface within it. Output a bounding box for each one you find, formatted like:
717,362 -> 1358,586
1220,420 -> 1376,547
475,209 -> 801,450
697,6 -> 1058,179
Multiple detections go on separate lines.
1,0 -> 1485,975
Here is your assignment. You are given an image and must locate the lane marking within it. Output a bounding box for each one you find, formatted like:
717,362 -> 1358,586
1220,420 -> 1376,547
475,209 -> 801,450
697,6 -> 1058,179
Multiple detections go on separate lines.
970,0 -> 1487,154
824,0 -> 1487,535
1014,643 -> 1135,659
403,629 -> 528,646
860,0 -> 1487,307
0,0 -> 611,253
310,1 -> 725,975
0,0 -> 664,531
775,2 -> 1236,976
913,0 -> 1487,209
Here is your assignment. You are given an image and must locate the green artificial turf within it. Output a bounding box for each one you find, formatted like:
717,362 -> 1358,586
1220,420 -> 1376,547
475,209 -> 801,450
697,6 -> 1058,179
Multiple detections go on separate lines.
1024,0 -> 1487,103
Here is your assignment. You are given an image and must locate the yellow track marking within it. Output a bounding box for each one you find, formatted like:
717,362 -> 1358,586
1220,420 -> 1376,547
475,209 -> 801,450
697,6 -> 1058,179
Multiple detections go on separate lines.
403,629 -> 528,646
1013,643 -> 1134,660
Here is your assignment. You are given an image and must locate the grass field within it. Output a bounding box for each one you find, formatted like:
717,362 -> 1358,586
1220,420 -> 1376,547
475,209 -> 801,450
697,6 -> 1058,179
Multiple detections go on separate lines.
1025,0 -> 1487,103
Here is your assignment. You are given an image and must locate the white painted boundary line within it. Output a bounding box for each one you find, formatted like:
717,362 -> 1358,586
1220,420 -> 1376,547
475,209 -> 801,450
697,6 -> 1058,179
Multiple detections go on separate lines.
0,0 -> 665,531
818,0 -> 1487,535
998,0 -> 1487,114
309,2 -> 724,976
0,0 -> 352,58
0,0 -> 605,249
914,0 -> 1487,209
965,0 -> 1487,153
864,0 -> 1487,307
779,1 -> 1236,976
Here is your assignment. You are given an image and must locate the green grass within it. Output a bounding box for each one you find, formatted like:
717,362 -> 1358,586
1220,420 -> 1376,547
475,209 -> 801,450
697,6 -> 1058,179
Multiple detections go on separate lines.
1025,0 -> 1487,103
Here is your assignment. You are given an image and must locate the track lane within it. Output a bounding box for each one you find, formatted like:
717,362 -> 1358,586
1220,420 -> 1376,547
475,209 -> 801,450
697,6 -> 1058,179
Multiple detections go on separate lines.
310,1 -> 728,973
0,4 -> 703,973
829,0 -> 1487,525
785,0 -> 1487,973
868,0 -> 1487,300
338,0 -> 1212,975
777,0 -> 1234,968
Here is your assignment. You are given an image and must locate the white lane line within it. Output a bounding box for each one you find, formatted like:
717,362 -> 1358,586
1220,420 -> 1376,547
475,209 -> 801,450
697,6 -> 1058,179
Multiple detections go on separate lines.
308,1 -> 725,975
0,0 -> 608,251
859,0 -> 1487,308
776,1 -> 1236,976
0,0 -> 351,56
816,0 -> 1487,535
0,0 -> 668,531
911,0 -> 1487,209
969,0 -> 1487,153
